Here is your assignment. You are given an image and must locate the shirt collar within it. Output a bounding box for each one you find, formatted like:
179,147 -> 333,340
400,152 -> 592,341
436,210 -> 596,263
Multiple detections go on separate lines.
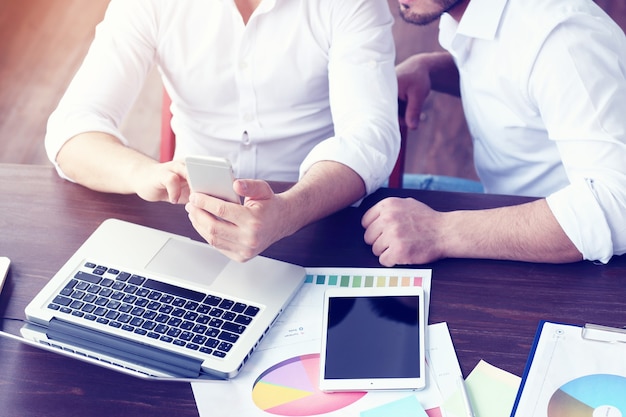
445,0 -> 508,41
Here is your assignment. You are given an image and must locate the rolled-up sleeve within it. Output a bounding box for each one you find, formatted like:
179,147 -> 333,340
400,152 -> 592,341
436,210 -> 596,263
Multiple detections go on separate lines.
537,17 -> 626,262
299,0 -> 400,195
44,0 -> 156,178
547,178 -> 624,263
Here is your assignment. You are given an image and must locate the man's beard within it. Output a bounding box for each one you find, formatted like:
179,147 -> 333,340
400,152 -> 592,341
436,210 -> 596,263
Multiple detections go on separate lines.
399,0 -> 463,26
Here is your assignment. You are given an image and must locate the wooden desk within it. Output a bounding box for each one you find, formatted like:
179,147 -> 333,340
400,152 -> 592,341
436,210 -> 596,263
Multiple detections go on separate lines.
1,164 -> 625,417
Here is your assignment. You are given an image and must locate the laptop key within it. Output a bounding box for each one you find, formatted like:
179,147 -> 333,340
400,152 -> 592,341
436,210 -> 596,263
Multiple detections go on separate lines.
143,279 -> 205,302
231,302 -> 247,313
222,322 -> 246,334
81,303 -> 96,313
243,306 -> 260,317
222,312 -> 236,321
218,331 -> 239,343
111,281 -> 126,290
218,299 -> 234,310
234,315 -> 252,326
204,295 -> 221,306
52,295 -> 72,306
74,271 -> 102,284
83,294 -> 97,303
217,341 -> 232,352
129,275 -> 145,285
117,272 -> 131,281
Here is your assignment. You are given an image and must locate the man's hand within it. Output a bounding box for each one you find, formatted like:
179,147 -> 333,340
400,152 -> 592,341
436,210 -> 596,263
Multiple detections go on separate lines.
131,160 -> 190,204
397,55 -> 433,131
185,161 -> 365,263
362,197 -> 445,266
362,196 -> 583,266
56,132 -> 190,204
397,51 -> 461,130
185,179 -> 290,262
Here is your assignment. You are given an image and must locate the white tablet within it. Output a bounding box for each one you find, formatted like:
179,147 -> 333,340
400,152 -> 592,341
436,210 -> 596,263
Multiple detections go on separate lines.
319,286 -> 426,392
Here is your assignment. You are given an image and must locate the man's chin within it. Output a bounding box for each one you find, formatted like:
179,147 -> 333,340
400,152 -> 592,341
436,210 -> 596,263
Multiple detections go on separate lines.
398,7 -> 441,26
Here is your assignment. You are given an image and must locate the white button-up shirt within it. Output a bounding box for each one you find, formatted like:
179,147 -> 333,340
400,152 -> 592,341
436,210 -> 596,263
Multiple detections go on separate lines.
439,0 -> 626,263
45,0 -> 400,195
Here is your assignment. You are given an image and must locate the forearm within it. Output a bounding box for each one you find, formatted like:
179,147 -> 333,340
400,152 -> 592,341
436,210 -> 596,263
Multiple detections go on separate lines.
56,132 -> 158,194
422,51 -> 460,97
439,199 -> 582,263
278,161 -> 365,236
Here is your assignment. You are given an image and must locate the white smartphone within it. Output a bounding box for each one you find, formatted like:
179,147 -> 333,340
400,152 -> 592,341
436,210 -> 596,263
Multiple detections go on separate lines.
185,156 -> 241,204
319,286 -> 426,392
0,256 -> 10,293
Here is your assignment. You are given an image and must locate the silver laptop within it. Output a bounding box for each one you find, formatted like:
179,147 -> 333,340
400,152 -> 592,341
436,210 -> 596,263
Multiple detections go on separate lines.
21,218 -> 305,381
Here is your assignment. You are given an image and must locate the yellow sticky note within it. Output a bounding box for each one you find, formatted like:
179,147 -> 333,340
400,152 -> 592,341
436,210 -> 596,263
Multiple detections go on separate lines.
465,360 -> 521,417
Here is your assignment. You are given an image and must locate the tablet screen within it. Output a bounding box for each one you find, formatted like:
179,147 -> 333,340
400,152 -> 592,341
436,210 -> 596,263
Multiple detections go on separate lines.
319,287 -> 425,391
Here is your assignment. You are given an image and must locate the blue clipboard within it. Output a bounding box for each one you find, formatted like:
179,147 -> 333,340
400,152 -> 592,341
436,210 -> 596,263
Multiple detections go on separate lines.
510,320 -> 626,417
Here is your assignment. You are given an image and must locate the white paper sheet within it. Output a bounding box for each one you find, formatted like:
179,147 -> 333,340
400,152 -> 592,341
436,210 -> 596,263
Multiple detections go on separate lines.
191,268 -> 465,417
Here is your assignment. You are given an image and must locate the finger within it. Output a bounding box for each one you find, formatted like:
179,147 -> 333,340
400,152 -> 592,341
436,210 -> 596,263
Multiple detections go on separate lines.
189,192 -> 241,224
361,204 -> 381,228
370,228 -> 391,257
363,219 -> 384,246
368,232 -> 397,267
186,203 -> 257,262
234,179 -> 273,200
163,174 -> 184,204
378,249 -> 397,268
169,159 -> 188,177
186,200 -> 239,245
404,92 -> 424,130
154,161 -> 187,204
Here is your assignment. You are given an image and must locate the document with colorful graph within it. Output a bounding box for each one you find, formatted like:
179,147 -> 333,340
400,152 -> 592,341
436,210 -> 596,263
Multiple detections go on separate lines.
190,267 -> 470,417
511,321 -> 626,417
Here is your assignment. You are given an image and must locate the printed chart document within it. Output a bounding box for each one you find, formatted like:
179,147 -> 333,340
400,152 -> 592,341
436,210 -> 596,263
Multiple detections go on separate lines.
511,321 -> 626,417
191,267 -> 469,417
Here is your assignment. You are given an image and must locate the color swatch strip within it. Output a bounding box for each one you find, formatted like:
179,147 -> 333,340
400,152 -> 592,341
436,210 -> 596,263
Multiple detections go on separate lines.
305,274 -> 423,288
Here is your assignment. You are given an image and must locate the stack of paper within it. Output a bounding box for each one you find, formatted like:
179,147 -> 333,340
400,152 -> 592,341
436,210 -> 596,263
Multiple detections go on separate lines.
191,267 -> 471,417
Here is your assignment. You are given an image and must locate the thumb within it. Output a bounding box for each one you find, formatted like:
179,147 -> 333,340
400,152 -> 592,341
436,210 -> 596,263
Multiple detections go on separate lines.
234,179 -> 274,200
404,94 -> 424,130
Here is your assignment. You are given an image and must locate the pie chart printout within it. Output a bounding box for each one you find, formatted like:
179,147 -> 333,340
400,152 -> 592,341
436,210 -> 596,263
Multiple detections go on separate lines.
251,353 -> 366,416
547,374 -> 626,417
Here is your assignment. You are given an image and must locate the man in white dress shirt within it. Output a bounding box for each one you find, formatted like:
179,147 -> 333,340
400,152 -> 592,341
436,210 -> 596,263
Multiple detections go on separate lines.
45,0 -> 400,262
363,0 -> 626,265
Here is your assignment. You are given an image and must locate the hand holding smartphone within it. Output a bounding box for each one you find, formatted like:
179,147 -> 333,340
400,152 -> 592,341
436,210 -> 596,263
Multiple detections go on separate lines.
185,156 -> 242,204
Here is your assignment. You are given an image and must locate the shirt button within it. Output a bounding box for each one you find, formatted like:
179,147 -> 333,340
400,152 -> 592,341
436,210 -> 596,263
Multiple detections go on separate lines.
239,61 -> 248,70
243,113 -> 254,122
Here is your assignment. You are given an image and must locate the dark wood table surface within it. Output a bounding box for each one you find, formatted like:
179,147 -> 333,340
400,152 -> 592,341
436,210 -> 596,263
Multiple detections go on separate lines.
1,164 -> 625,417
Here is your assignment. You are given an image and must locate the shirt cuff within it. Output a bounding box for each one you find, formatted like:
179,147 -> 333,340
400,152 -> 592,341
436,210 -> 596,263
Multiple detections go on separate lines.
298,135 -> 392,196
546,179 -> 614,263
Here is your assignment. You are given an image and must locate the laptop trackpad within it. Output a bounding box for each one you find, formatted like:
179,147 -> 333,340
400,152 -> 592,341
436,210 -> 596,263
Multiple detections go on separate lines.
145,238 -> 229,288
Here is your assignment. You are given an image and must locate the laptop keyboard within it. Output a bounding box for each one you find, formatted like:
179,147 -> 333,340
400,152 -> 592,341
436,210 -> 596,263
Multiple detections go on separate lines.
46,261 -> 261,359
